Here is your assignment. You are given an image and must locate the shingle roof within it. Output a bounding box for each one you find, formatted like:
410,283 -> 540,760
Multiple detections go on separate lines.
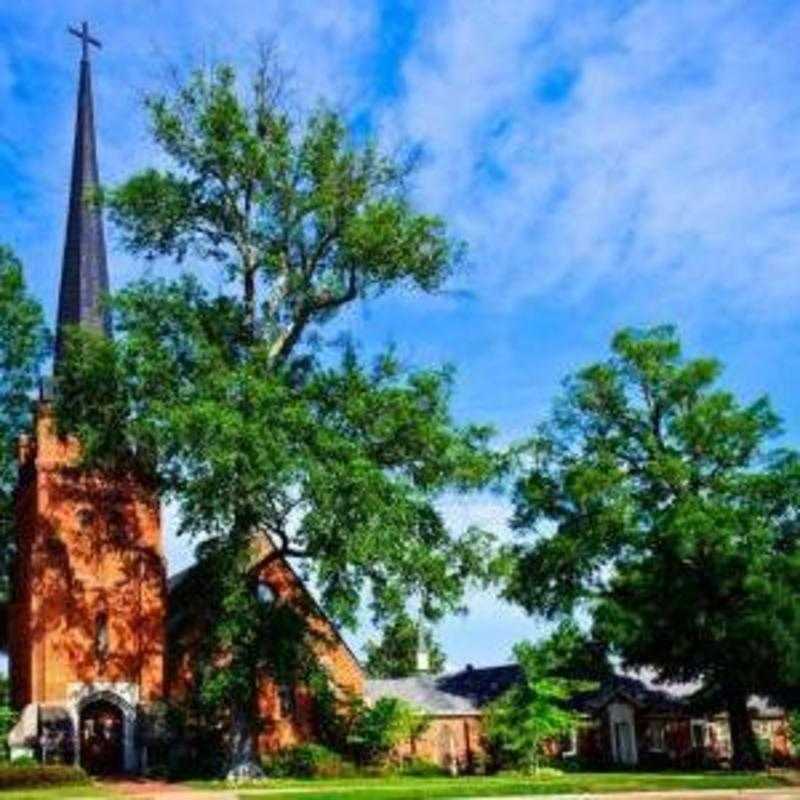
367,666 -> 689,716
365,665 -> 522,714
570,674 -> 688,715
365,675 -> 482,714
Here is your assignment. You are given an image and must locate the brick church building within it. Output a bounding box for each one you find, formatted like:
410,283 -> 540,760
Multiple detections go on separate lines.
4,26 -> 362,775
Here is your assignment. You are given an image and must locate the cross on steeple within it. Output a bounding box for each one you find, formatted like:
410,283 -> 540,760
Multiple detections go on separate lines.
68,21 -> 101,62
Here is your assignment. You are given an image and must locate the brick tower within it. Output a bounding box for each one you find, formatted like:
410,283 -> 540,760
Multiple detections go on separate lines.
7,23 -> 166,774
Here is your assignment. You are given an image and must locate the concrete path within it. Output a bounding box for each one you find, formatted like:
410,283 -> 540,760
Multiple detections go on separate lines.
103,779 -> 235,800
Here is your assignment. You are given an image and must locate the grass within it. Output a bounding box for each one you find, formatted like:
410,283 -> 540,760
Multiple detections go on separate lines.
0,771 -> 789,800
195,771 -> 790,799
0,788 -> 111,800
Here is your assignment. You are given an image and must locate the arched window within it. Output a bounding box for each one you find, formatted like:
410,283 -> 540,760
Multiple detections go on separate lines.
256,581 -> 276,606
107,510 -> 128,545
277,684 -> 295,719
77,508 -> 95,529
94,612 -> 109,665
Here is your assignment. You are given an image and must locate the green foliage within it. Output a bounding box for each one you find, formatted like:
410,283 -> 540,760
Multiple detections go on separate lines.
365,613 -> 447,678
0,763 -> 89,789
0,677 -> 17,761
347,697 -> 429,766
0,246 -> 49,598
105,62 -> 461,350
505,325 -> 800,770
485,625 -> 594,775
396,757 -> 447,777
788,711 -> 800,755
56,53 -> 499,774
261,744 -> 350,778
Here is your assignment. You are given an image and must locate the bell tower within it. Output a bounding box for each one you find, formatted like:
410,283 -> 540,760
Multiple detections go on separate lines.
7,23 -> 166,773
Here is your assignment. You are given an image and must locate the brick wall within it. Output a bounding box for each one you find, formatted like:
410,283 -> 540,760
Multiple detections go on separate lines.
8,404 -> 166,708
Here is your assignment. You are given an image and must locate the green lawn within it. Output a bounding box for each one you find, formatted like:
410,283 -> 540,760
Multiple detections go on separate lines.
0,772 -> 791,800
0,788 -> 110,800
205,771 -> 791,799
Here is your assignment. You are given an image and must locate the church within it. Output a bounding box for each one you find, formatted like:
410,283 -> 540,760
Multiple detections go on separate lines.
4,25 -> 363,775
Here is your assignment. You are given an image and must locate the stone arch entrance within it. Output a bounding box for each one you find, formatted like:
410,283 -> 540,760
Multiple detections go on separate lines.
73,688 -> 138,774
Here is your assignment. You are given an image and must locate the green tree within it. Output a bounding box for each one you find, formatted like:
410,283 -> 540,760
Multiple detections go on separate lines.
346,696 -> 428,766
0,246 -> 49,599
505,326 -> 800,770
0,676 -> 17,760
365,613 -> 446,678
485,623 -> 594,775
56,60 -> 498,776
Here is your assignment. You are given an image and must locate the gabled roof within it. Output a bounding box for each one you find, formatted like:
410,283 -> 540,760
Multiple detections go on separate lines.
570,674 -> 687,715
365,665 -> 522,715
167,555 -> 363,670
367,665 -> 688,716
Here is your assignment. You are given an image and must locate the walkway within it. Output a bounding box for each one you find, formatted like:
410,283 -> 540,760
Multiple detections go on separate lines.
103,778 -> 235,800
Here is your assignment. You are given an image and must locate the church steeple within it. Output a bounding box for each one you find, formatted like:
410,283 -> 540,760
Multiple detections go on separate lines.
54,22 -> 110,367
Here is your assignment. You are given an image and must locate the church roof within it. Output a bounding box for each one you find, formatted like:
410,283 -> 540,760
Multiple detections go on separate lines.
55,27 -> 111,366
366,666 -> 689,716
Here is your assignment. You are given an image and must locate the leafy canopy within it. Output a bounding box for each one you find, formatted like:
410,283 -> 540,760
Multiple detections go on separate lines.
59,59 -> 498,627
505,326 -> 800,768
56,57 -> 499,772
0,246 -> 49,597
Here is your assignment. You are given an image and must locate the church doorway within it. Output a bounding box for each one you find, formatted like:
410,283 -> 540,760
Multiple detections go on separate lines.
79,699 -> 124,775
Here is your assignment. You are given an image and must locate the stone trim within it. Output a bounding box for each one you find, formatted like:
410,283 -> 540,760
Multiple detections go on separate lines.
68,682 -> 140,773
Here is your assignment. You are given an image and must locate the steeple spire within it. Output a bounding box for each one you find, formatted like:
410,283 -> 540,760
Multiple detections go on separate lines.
55,22 -> 110,367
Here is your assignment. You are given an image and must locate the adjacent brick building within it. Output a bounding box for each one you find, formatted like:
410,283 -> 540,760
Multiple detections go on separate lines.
368,667 -> 795,772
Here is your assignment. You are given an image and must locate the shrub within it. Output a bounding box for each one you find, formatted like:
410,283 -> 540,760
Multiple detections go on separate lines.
262,744 -> 347,778
347,697 -> 429,766
398,757 -> 446,777
0,763 -> 90,789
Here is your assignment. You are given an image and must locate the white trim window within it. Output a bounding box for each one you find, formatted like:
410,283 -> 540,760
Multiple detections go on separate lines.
647,720 -> 667,752
562,727 -> 579,758
691,719 -> 708,749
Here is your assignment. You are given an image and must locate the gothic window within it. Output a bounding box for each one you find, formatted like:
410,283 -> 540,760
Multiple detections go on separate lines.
277,684 -> 295,719
256,581 -> 276,606
77,508 -> 95,529
107,510 -> 128,544
94,612 -> 109,665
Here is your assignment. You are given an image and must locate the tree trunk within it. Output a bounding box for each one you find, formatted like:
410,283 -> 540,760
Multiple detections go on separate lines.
243,266 -> 256,342
226,704 -> 264,782
726,689 -> 764,771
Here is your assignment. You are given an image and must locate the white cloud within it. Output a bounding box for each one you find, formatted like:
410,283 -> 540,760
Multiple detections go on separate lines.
386,0 -> 800,320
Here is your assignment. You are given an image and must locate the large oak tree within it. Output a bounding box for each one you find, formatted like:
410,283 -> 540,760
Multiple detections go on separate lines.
505,326 -> 800,770
57,60 -> 499,774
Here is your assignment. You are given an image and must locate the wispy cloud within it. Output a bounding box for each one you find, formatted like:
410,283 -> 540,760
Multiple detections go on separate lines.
4,1 -> 800,665
386,0 -> 800,319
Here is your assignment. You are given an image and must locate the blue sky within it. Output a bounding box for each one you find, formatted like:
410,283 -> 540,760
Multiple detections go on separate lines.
2,0 -> 800,670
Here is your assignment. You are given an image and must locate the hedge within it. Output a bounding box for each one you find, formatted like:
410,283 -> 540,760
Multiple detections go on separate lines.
0,763 -> 90,790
